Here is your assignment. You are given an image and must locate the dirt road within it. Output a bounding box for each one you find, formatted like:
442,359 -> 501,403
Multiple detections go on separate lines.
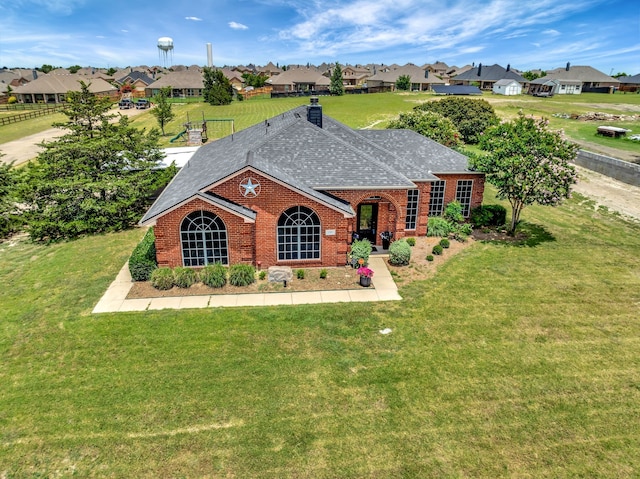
0,106 -> 147,166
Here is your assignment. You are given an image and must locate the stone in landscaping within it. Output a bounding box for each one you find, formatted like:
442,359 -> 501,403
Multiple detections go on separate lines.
268,266 -> 293,283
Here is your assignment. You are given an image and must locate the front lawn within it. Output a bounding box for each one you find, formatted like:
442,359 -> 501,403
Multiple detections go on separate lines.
1,185 -> 639,477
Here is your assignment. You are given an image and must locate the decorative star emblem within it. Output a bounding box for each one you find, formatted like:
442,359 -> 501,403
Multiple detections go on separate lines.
240,177 -> 260,197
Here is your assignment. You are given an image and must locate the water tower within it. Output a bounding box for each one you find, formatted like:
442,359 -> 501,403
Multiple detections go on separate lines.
157,37 -> 174,67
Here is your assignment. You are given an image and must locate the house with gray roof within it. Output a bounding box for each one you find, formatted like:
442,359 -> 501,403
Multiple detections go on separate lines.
141,98 -> 484,269
617,73 -> 640,92
366,63 -> 445,92
451,63 -> 526,90
542,64 -> 619,93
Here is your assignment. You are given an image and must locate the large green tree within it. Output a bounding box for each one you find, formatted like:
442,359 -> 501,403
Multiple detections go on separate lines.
0,157 -> 21,238
329,62 -> 344,96
241,73 -> 267,88
395,74 -> 411,91
151,86 -> 175,135
387,110 -> 461,147
471,113 -> 578,234
18,81 -> 168,241
416,97 -> 499,144
203,67 -> 233,106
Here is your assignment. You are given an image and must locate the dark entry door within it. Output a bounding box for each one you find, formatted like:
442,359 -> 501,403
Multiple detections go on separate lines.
357,203 -> 378,244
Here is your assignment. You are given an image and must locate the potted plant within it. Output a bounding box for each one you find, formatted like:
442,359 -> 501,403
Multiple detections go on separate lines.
357,266 -> 374,287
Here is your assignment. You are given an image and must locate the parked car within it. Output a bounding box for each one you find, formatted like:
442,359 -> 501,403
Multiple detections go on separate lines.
118,98 -> 134,109
135,99 -> 150,110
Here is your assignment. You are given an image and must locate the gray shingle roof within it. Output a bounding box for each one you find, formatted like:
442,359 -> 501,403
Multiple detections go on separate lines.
543,65 -> 619,83
453,64 -> 526,82
140,105 -> 476,225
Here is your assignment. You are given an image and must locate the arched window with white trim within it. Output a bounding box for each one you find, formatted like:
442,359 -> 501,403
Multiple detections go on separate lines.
277,206 -> 321,261
180,211 -> 229,266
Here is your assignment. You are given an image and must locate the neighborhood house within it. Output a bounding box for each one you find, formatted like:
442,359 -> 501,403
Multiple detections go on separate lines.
140,99 -> 485,269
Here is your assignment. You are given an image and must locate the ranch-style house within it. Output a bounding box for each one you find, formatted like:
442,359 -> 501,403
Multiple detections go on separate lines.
140,99 -> 485,268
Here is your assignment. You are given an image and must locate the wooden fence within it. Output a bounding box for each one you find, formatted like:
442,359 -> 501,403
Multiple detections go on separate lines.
0,105 -> 64,126
240,86 -> 273,100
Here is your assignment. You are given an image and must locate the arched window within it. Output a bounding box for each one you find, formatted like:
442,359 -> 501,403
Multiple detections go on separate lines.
180,211 -> 228,266
277,206 -> 321,261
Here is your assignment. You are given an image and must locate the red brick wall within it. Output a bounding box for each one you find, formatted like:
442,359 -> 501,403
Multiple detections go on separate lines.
435,173 -> 485,216
155,170 -> 352,268
153,169 -> 485,268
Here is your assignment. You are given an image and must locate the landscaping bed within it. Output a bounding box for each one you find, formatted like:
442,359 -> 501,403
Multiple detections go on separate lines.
126,236 -> 473,298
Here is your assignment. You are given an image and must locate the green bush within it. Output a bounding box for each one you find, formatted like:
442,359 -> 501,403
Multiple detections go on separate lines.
406,237 -> 416,247
443,201 -> 464,224
470,204 -> 507,227
426,254 -> 434,262
150,267 -> 174,290
432,244 -> 443,255
350,238 -> 372,266
200,263 -> 227,288
439,238 -> 450,248
259,270 -> 267,281
296,269 -> 305,279
427,217 -> 453,237
229,264 -> 256,286
129,227 -> 157,281
173,266 -> 197,288
388,239 -> 411,266
320,268 -> 328,279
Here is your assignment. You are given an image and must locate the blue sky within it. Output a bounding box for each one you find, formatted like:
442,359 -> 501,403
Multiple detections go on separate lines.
2,0 -> 639,74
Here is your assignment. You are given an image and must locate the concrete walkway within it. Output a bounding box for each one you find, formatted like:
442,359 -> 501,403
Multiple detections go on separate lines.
92,256 -> 401,313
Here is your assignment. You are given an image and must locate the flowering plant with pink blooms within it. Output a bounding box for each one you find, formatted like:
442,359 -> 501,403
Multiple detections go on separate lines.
357,266 -> 374,278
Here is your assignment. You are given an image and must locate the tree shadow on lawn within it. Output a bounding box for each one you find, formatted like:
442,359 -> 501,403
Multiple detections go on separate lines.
473,221 -> 555,248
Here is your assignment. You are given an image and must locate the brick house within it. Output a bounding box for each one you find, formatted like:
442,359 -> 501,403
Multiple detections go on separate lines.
140,99 -> 484,268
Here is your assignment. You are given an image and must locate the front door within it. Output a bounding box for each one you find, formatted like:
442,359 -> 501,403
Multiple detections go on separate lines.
357,203 -> 378,244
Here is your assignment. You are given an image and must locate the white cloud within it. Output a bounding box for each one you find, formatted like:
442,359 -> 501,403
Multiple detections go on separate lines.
185,16 -> 203,21
229,21 -> 249,30
542,29 -> 561,36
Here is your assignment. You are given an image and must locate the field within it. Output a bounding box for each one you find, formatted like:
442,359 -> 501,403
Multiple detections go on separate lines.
1,184 -> 640,477
1,92 -> 640,477
3,92 -> 639,162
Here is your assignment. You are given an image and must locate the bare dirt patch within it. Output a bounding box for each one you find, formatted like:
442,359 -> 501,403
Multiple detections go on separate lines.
573,166 -> 640,222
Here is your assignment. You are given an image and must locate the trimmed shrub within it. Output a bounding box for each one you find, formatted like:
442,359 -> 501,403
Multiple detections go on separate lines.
320,268 -> 328,279
439,238 -> 450,249
485,204 -> 507,226
471,204 -> 507,227
426,254 -> 434,262
427,217 -> 452,237
200,263 -> 227,288
150,267 -> 174,290
229,264 -> 256,286
432,244 -> 443,255
173,267 -> 197,288
129,227 -> 157,281
296,269 -> 305,279
470,205 -> 492,227
405,237 -> 416,247
388,239 -> 411,266
350,238 -> 372,266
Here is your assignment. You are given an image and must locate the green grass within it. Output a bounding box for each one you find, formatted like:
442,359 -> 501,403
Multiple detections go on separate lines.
1,186 -> 639,477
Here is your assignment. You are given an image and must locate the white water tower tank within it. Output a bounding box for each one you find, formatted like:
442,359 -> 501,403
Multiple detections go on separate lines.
157,37 -> 174,67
